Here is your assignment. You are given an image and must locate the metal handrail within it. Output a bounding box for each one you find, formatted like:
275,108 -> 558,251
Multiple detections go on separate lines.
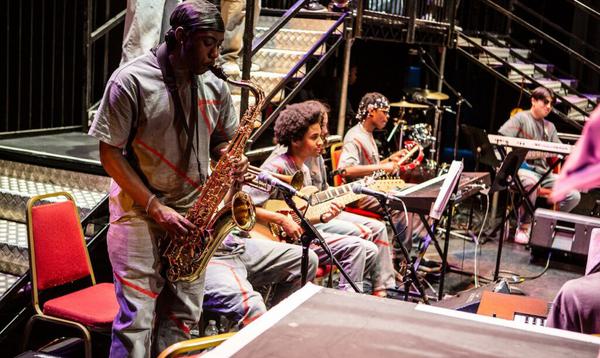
566,0 -> 600,21
251,0 -> 310,57
247,13 -> 348,145
239,0 -> 311,114
512,1 -> 600,57
84,2 -> 126,131
477,0 -> 600,75
482,34 -> 597,108
457,33 -> 584,130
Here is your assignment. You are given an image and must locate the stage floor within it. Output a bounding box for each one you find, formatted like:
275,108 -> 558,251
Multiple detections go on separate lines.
428,233 -> 582,303
0,131 -> 583,303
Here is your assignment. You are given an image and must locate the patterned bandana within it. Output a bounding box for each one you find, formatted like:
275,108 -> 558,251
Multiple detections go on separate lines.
356,95 -> 390,122
169,0 -> 225,33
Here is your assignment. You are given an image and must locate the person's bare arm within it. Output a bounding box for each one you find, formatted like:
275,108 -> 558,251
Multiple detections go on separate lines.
99,141 -> 195,236
342,162 -> 397,178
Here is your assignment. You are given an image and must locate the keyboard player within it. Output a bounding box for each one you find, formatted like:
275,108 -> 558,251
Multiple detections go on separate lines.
498,86 -> 580,244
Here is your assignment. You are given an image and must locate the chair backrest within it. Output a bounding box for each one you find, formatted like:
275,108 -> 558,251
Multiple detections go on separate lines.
27,192 -> 94,300
330,142 -> 343,187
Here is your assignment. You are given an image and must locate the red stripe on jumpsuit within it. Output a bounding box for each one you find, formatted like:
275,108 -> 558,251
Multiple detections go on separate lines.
134,138 -> 201,188
208,261 -> 260,326
353,139 -> 373,164
114,272 -> 159,299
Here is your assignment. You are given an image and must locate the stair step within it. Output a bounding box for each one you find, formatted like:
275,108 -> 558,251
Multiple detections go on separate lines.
533,63 -> 554,75
254,48 -> 307,75
256,27 -> 326,52
561,94 -> 589,109
507,63 -> 535,81
509,48 -> 531,61
536,79 -> 565,95
227,71 -> 289,97
456,36 -> 482,48
480,46 -> 510,60
0,271 -> 20,297
0,175 -> 107,223
258,15 -> 338,32
583,93 -> 600,103
558,78 -> 578,89
560,95 -> 590,122
0,159 -> 110,192
0,220 -> 28,276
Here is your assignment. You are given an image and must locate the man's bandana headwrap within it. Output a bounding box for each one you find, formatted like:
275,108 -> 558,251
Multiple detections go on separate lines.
169,0 -> 225,33
356,95 -> 390,122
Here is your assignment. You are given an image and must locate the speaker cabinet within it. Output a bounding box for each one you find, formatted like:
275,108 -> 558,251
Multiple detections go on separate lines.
531,208 -> 600,256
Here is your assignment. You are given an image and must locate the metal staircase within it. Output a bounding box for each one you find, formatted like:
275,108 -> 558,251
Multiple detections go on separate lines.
455,0 -> 599,131
228,15 -> 337,111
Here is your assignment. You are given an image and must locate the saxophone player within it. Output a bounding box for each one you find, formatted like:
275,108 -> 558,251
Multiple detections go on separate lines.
89,1 -> 247,355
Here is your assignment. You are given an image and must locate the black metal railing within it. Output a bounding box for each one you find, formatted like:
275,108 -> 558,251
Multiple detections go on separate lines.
355,0 -> 457,45
84,0 -> 126,131
0,0 -> 124,135
246,8 -> 350,146
456,33 -> 585,130
1,1 -> 86,133
460,0 -> 600,93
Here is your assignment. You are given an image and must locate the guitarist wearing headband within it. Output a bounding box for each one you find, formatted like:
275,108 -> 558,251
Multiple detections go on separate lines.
498,86 -> 580,244
338,92 -> 412,254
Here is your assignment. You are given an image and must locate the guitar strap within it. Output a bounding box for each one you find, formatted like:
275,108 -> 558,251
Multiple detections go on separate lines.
153,44 -> 202,179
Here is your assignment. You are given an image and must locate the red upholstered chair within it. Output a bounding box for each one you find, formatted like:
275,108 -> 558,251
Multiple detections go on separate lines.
330,142 -> 344,187
22,192 -> 118,358
329,140 -> 383,219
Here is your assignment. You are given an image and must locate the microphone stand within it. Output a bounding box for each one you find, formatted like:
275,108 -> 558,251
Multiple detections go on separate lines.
281,193 -> 362,293
418,48 -> 473,162
374,196 -> 430,304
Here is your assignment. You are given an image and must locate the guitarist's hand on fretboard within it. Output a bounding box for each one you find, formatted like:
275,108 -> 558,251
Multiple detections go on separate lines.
319,202 -> 344,224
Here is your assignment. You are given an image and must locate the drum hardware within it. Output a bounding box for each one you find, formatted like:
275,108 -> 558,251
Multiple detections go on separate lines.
389,100 -> 430,109
404,87 -> 450,101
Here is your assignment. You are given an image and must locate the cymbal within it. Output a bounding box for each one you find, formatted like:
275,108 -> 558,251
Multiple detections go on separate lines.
416,89 -> 449,101
389,100 -> 429,109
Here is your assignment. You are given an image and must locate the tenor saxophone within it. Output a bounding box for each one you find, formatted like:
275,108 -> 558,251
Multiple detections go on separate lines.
161,66 -> 265,282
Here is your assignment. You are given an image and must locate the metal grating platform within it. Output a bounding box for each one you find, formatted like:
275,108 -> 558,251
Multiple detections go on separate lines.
0,272 -> 20,298
0,177 -> 107,223
0,220 -> 28,276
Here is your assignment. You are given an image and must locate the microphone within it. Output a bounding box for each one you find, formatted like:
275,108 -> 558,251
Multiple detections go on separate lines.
257,171 -> 311,202
351,183 -> 403,204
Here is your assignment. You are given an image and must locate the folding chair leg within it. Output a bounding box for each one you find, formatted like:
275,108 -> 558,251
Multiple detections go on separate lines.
21,314 -> 93,358
21,314 -> 40,352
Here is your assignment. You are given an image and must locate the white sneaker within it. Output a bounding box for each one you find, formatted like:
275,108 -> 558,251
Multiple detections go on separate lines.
221,62 -> 240,76
514,227 -> 530,245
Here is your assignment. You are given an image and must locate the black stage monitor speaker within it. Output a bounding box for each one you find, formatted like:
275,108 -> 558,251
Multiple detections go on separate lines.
434,280 -> 511,313
530,208 -> 600,256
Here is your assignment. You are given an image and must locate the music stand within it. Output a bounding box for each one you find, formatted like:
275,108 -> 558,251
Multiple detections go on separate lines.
489,148 -> 528,281
460,125 -> 500,170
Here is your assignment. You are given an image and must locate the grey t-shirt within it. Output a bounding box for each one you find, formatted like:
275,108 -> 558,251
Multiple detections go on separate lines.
244,152 -> 312,207
498,110 -> 560,174
339,123 -> 380,169
89,53 -> 238,221
267,144 -> 329,191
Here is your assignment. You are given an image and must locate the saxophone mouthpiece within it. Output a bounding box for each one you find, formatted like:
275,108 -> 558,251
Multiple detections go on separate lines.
209,65 -> 229,81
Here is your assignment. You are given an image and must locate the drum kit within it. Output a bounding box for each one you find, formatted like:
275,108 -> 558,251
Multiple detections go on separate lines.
387,87 -> 450,172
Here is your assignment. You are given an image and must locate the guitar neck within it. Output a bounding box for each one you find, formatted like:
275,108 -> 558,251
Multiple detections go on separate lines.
306,191 -> 365,218
310,183 -> 354,205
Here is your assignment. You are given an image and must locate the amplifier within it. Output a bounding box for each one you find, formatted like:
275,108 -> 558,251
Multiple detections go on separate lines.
434,280 -> 511,313
530,208 -> 600,256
